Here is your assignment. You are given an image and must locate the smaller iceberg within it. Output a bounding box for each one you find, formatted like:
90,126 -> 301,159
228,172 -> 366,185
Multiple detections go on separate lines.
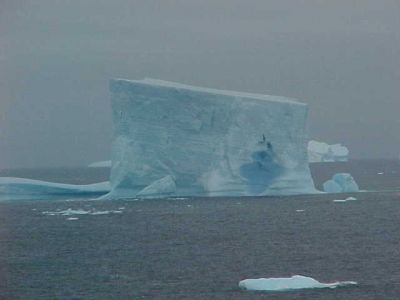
239,275 -> 357,292
0,177 -> 110,200
88,160 -> 112,168
323,173 -> 359,193
308,140 -> 349,162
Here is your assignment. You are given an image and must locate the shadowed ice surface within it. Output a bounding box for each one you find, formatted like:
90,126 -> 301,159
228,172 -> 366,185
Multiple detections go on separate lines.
240,147 -> 284,194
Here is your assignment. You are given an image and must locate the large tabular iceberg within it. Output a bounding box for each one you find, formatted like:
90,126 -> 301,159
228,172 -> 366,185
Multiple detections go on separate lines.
103,78 -> 316,199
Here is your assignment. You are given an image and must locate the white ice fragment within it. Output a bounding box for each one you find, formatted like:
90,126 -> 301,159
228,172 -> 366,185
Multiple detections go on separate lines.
62,209 -> 90,215
323,173 -> 359,193
91,211 -> 110,215
296,209 -> 305,212
377,172 -> 384,175
333,196 -> 357,203
42,208 -> 123,216
239,275 -> 357,292
66,217 -> 79,221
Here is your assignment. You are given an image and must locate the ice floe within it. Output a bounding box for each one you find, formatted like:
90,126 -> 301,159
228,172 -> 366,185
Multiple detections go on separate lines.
42,208 -> 123,216
333,196 -> 358,203
239,275 -> 357,292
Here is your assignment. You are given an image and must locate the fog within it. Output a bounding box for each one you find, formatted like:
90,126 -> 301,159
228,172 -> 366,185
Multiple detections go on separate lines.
1,0 -> 399,168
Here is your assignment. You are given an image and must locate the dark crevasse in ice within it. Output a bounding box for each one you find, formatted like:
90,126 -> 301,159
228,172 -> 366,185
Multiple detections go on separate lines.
240,143 -> 284,194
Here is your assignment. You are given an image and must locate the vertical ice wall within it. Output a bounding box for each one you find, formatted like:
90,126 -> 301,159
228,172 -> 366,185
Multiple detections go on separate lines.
103,78 -> 316,199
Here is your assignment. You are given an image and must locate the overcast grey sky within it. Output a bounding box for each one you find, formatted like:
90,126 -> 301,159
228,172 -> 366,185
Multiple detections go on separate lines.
1,0 -> 399,168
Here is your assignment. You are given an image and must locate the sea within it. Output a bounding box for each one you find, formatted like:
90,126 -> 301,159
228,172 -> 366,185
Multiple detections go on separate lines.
0,159 -> 399,299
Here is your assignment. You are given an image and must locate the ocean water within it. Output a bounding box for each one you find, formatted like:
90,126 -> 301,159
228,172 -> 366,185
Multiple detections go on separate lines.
0,159 -> 399,299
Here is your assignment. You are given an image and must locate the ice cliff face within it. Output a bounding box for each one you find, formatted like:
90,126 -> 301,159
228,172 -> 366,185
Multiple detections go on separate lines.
103,78 -> 316,199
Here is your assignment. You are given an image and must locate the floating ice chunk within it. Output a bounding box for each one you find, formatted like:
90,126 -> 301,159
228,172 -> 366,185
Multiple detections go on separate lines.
323,173 -> 359,193
88,160 -> 112,168
238,275 -> 357,292
42,208 -> 123,216
43,209 -> 89,216
66,217 -> 79,221
0,177 -> 110,200
105,78 -> 317,199
333,196 -> 358,203
296,209 -> 305,212
90,211 -> 110,215
308,140 -> 349,162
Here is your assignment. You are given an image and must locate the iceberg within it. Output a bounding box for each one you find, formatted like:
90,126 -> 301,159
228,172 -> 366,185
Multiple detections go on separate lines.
104,78 -> 316,199
239,275 -> 357,292
0,177 -> 110,200
308,140 -> 349,162
323,173 -> 359,193
88,160 -> 112,168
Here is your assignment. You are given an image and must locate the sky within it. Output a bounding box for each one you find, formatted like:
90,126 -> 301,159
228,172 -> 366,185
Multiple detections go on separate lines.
1,0 -> 399,169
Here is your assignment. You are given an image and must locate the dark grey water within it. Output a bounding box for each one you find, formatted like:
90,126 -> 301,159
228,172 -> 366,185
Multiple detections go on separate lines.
0,160 -> 399,299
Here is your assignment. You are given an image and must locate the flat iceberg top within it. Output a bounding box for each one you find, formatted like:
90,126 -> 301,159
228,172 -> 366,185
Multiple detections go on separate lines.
0,177 -> 110,200
113,78 -> 304,105
239,275 -> 357,292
